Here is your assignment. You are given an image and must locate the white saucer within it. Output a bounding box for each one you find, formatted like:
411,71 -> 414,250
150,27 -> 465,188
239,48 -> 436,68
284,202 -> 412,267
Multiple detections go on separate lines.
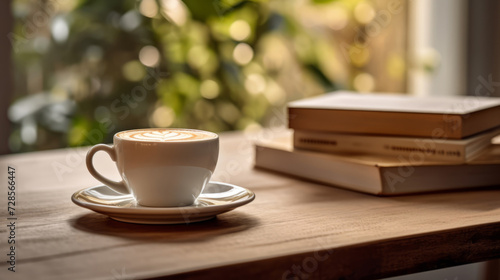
71,181 -> 255,224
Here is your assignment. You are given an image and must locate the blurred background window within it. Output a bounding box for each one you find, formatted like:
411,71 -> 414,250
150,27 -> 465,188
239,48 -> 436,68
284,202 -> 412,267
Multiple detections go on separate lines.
2,0 -> 408,154
2,0 -> 498,154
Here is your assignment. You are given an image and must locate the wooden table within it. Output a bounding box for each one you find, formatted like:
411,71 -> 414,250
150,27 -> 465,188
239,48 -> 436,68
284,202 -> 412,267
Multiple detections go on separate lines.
1,131 -> 500,280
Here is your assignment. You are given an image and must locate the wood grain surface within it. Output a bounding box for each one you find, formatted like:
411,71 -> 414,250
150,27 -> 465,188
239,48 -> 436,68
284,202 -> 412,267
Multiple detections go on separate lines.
1,131 -> 500,280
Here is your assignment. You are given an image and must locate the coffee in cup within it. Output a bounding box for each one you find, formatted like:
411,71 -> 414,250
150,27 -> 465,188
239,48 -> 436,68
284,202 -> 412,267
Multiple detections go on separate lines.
86,128 -> 219,207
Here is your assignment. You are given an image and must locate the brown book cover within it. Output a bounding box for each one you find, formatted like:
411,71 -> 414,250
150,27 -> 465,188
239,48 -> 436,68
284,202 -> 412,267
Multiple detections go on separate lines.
255,134 -> 500,195
288,91 -> 500,139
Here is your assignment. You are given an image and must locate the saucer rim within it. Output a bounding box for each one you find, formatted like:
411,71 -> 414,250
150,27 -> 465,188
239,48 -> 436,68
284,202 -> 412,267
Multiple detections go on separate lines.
71,181 -> 255,215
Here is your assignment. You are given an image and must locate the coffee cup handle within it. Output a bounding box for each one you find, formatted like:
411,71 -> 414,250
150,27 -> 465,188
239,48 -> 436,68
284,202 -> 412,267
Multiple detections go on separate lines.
86,144 -> 129,194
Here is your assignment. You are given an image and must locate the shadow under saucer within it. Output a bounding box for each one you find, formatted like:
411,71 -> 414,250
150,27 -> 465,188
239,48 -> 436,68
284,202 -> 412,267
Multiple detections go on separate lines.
70,211 -> 259,242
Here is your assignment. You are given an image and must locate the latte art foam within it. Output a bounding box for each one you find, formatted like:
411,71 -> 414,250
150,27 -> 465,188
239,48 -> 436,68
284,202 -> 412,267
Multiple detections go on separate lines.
117,129 -> 216,142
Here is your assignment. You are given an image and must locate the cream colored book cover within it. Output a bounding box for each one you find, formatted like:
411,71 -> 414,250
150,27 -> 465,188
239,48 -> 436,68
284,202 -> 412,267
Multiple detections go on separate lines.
255,135 -> 500,195
293,127 -> 500,163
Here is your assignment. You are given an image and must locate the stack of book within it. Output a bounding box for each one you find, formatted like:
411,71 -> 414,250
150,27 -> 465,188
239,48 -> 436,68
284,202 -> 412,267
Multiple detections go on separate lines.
255,91 -> 500,195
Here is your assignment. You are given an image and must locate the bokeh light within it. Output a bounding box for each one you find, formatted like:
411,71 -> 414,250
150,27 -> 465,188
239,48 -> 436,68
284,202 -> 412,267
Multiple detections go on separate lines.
243,121 -> 262,134
120,11 -> 141,31
230,20 -> 251,41
139,0 -> 158,18
353,73 -> 375,92
263,81 -> 285,105
200,80 -> 220,99
387,53 -> 406,79
327,6 -> 349,30
418,48 -> 441,73
161,0 -> 187,26
245,74 -> 266,95
51,16 -> 69,43
354,1 -> 376,24
233,43 -> 254,65
349,45 -> 371,67
151,106 -> 175,127
139,45 -> 160,67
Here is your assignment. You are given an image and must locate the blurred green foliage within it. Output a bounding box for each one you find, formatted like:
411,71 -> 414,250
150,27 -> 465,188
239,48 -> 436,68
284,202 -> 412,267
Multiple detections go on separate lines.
10,0 -> 403,152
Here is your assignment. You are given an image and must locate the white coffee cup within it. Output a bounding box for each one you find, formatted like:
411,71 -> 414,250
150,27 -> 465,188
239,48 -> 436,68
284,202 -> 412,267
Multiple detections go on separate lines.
86,128 -> 219,207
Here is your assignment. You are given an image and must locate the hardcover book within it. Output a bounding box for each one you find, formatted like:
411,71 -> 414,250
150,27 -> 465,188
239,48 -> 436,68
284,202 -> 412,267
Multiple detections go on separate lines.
293,127 -> 500,163
255,134 -> 500,195
288,91 -> 500,139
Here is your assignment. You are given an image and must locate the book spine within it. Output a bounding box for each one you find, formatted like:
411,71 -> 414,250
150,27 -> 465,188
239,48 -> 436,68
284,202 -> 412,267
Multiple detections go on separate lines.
293,131 -> 468,162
